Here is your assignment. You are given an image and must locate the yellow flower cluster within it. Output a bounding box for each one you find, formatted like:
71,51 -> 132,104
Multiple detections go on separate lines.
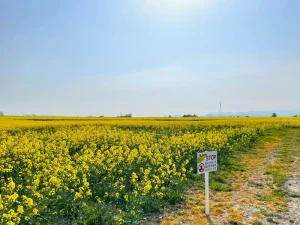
0,116 -> 300,223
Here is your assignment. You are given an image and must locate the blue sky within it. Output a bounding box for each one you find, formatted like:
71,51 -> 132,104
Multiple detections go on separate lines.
1,0 -> 300,116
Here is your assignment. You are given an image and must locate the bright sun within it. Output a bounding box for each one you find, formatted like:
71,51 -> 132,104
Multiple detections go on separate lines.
135,0 -> 212,19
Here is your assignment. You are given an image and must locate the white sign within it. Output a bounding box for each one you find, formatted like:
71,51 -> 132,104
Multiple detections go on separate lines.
197,151 -> 218,216
197,151 -> 217,175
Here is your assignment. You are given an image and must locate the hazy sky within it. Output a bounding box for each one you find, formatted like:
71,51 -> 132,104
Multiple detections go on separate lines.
1,0 -> 300,116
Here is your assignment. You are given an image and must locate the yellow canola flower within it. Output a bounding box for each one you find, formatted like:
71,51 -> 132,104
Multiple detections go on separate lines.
6,222 -> 15,225
74,192 -> 82,200
7,193 -> 19,203
17,205 -> 24,214
32,208 -> 38,215
22,196 -> 34,207
7,178 -> 16,191
0,116 -> 299,224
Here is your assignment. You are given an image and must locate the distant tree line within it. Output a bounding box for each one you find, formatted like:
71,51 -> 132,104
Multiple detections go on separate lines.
25,113 -> 36,116
183,114 -> 197,117
0,111 -> 4,116
118,113 -> 132,118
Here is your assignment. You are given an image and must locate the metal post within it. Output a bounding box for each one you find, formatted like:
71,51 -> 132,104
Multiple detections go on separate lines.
205,172 -> 209,215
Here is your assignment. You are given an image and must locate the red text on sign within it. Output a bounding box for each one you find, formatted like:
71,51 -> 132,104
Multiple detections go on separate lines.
206,155 -> 216,161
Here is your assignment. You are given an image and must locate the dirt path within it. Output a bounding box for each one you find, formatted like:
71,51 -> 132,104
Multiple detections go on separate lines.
272,130 -> 300,225
218,129 -> 300,225
277,156 -> 300,225
145,129 -> 300,225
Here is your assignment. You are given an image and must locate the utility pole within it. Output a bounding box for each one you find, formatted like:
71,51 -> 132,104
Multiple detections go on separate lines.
218,102 -> 222,117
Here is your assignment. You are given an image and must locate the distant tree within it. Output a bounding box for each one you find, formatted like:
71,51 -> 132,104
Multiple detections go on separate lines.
272,113 -> 277,117
99,115 -> 104,117
124,113 -> 132,117
0,111 -> 4,116
169,115 -> 172,117
119,113 -> 132,118
25,113 -> 36,116
183,114 -> 197,118
245,115 -> 249,117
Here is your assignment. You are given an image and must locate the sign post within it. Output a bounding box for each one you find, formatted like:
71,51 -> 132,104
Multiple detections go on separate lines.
197,151 -> 218,216
205,172 -> 209,215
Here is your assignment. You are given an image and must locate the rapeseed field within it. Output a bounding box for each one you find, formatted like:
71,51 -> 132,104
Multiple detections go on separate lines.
1,117 -> 299,224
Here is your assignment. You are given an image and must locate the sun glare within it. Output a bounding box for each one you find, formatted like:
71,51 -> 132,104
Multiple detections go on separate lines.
135,0 -> 212,19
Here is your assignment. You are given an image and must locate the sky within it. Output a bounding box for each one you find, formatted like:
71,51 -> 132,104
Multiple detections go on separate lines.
1,0 -> 300,116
